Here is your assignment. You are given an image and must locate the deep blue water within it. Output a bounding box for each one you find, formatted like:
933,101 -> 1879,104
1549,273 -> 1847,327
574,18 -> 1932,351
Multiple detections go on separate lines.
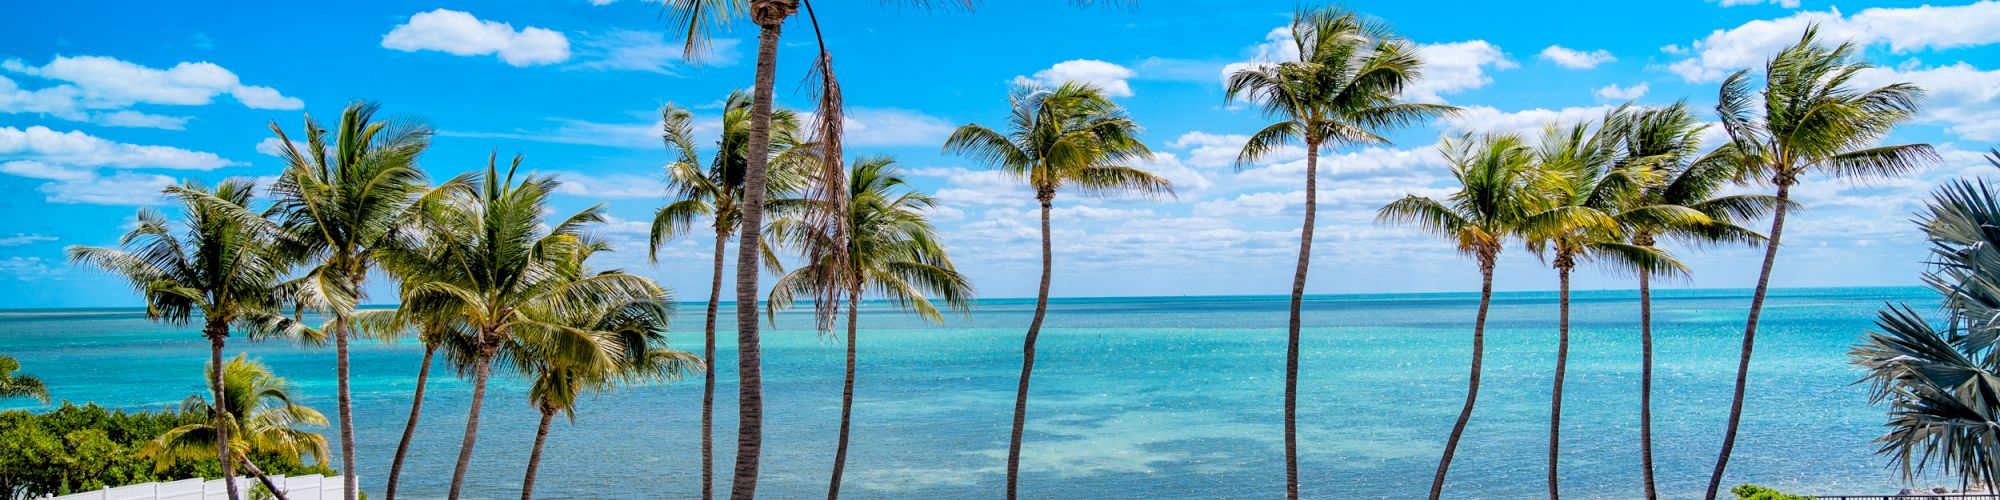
0,287 -> 1943,499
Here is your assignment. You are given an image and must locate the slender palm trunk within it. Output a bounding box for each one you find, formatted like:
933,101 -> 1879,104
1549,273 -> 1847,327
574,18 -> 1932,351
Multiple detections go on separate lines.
1006,196 -> 1056,500
1705,184 -> 1791,500
730,11 -> 787,499
1548,262 -> 1573,500
1639,268 -> 1657,499
385,343 -> 437,500
828,289 -> 859,500
206,325 -> 239,500
449,340 -> 496,500
239,456 -> 289,500
1430,253 -> 1497,500
704,227 -> 727,500
1284,141 -> 1320,500
521,407 -> 556,500
334,316 -> 356,500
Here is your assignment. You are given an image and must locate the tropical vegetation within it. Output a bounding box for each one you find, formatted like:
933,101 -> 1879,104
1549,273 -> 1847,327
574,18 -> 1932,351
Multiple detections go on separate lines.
143,355 -> 330,500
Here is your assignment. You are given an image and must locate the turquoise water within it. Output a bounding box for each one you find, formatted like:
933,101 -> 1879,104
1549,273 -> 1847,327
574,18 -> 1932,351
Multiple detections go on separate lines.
0,287 -> 1938,498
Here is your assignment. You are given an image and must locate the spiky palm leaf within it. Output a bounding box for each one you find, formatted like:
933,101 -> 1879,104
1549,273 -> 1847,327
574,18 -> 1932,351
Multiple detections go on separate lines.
143,355 -> 329,470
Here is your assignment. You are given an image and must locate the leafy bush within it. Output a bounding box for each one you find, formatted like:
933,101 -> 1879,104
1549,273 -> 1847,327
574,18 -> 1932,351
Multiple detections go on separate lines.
1732,484 -> 1812,500
0,403 -> 332,500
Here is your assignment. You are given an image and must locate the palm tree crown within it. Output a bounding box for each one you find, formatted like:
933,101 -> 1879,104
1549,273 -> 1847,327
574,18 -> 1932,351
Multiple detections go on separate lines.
0,355 -> 49,403
945,82 -> 1172,202
767,156 -> 973,323
143,355 -> 329,471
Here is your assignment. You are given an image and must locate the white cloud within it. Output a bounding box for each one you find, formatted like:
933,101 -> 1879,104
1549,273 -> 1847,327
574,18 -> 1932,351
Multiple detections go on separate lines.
570,29 -> 739,74
0,234 -> 56,246
255,137 -> 309,157
0,126 -> 238,170
446,117 -> 662,149
843,108 -> 956,147
1442,105 -> 1615,136
915,167 -> 1033,208
1666,2 -> 2000,82
1594,82 -> 1650,101
38,171 -> 176,206
0,56 -> 299,128
1719,0 -> 1803,6
94,110 -> 192,130
382,9 -> 571,67
1855,62 -> 2000,141
1538,45 -> 1616,69
1233,145 -> 1446,187
1013,60 -> 1137,97
549,171 -> 669,199
0,160 -> 91,181
1405,40 -> 1516,103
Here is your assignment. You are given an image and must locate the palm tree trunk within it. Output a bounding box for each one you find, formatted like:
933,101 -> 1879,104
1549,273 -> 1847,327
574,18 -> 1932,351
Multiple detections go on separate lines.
1285,140 -> 1320,500
704,226 -> 727,500
521,407 -> 555,500
1705,184 -> 1791,500
385,343 -> 437,500
730,7 -> 790,498
206,324 -> 239,500
239,456 -> 290,500
1007,196 -> 1056,500
828,289 -> 859,500
1548,263 -> 1572,500
334,315 -> 356,500
449,342 -> 496,500
1639,269 -> 1657,500
1430,253 -> 1497,500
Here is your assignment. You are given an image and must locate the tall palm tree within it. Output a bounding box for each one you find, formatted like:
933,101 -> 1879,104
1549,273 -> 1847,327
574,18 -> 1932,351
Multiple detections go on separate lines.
259,101 -> 435,500
1222,8 -> 1455,495
519,295 -> 703,500
0,355 -> 48,403
1702,27 -> 1935,499
1851,174 -> 2000,492
648,91 -> 809,500
67,179 -> 303,500
394,154 -> 662,499
1519,118 -> 1696,499
1378,133 -> 1538,500
765,156 -> 973,499
1609,102 -> 1772,499
144,354 -> 330,500
943,81 -> 1171,499
359,213 -> 479,500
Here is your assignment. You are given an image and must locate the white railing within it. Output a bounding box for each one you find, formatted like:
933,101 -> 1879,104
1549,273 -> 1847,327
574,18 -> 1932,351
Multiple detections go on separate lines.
47,475 -> 344,500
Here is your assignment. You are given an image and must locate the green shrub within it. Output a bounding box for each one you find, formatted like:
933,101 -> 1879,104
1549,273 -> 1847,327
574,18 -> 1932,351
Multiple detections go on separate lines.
1733,484 -> 1812,500
0,403 -> 332,500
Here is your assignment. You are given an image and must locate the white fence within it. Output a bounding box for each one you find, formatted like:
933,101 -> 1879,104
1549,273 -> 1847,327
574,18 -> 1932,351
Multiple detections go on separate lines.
48,475 -> 344,500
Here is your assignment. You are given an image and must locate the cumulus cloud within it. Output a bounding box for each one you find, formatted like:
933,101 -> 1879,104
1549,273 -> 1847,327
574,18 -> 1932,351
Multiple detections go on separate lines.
1665,2 -> 2000,82
549,171 -> 671,200
0,234 -> 56,246
1594,82 -> 1650,101
0,56 -> 300,128
1538,45 -> 1616,69
1719,0 -> 1803,7
39,172 -> 177,205
382,9 -> 571,67
0,126 -> 238,170
1442,105 -> 1616,136
1013,60 -> 1137,97
570,29 -> 739,74
842,108 -> 957,147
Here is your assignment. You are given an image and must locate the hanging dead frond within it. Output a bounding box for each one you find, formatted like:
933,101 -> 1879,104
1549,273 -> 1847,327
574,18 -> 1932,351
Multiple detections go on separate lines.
795,0 -> 852,335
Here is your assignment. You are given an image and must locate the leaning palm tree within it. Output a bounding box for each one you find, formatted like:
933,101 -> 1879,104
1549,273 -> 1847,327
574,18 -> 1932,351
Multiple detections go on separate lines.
67,179 -> 303,500
519,294 -> 703,500
0,355 -> 49,403
648,91 -> 809,500
1519,118 -> 1696,499
358,208 -> 480,500
1851,175 -> 2000,492
396,154 -> 662,499
1703,27 -> 1936,499
1609,102 -> 1773,499
144,354 -> 330,500
1222,8 -> 1455,495
944,81 -> 1171,499
765,156 -> 973,499
260,101 -> 436,500
1377,133 -> 1538,500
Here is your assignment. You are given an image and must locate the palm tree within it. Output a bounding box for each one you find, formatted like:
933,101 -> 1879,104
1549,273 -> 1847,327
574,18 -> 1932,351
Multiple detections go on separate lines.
144,354 -> 330,500
0,355 -> 48,403
943,81 -> 1171,499
765,156 -> 973,499
259,101 -> 435,500
394,154 -> 662,499
1609,102 -> 1773,499
648,91 -> 809,500
1519,118 -> 1696,499
519,294 -> 703,500
1851,174 -> 2000,492
1377,133 -> 1537,500
67,179 -> 303,500
1702,27 -> 1935,499
359,213 -> 479,500
1222,8 -> 1455,495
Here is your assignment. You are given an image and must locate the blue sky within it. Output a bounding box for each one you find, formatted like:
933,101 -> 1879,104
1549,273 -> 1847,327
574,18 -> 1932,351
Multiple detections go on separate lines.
2,0 -> 1997,308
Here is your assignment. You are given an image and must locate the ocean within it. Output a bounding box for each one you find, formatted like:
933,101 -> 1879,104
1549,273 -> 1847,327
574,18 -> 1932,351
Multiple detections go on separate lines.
0,287 -> 1941,499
